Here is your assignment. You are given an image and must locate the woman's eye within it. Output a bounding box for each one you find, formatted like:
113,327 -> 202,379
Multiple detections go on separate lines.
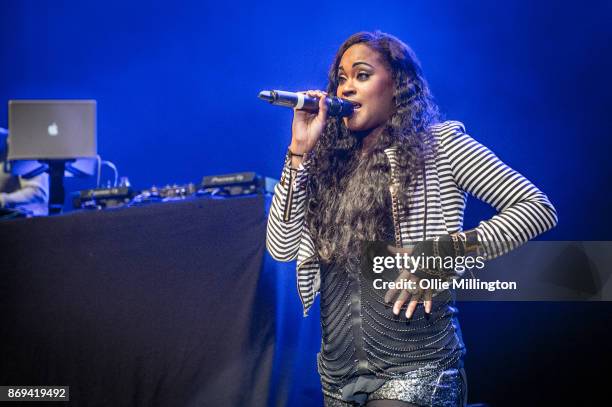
338,77 -> 346,84
357,72 -> 370,80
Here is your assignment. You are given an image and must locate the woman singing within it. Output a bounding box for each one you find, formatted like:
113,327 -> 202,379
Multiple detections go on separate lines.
266,31 -> 557,407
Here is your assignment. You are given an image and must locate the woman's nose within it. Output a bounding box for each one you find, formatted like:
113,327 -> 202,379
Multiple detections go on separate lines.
341,82 -> 356,97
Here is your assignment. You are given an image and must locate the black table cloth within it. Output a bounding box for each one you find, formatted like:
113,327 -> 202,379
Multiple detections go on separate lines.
0,195 -> 274,406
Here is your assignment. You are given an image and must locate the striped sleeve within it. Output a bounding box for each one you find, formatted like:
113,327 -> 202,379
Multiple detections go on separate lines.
265,152 -> 311,262
438,122 -> 558,260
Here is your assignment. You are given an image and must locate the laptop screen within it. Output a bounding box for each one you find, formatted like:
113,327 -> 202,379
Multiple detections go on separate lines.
7,100 -> 97,161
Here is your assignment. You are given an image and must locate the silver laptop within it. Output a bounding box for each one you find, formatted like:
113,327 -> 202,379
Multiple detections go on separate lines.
8,100 -> 97,161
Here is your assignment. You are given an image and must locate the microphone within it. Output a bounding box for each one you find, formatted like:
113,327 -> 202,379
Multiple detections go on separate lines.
258,90 -> 355,117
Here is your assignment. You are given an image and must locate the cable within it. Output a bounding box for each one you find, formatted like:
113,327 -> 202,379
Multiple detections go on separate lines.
102,160 -> 118,187
94,155 -> 120,188
95,155 -> 102,188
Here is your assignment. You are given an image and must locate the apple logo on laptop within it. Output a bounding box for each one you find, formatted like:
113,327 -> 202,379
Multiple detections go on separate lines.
48,122 -> 59,136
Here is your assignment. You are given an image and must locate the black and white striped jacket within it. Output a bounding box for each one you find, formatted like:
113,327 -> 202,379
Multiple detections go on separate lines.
266,121 -> 558,316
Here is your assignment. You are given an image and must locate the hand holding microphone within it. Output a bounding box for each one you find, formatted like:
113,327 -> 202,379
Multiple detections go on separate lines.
258,89 -> 355,159
290,90 -> 329,157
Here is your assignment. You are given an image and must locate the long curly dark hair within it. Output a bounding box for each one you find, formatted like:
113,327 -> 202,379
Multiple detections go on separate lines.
305,31 -> 441,268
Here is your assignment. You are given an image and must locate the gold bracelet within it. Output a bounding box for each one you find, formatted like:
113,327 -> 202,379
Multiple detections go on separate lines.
463,230 -> 480,256
450,233 -> 461,257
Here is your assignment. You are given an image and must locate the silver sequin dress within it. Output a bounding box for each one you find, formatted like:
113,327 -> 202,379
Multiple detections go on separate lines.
317,254 -> 468,407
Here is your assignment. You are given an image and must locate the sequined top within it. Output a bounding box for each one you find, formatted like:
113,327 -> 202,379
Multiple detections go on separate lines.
317,257 -> 467,400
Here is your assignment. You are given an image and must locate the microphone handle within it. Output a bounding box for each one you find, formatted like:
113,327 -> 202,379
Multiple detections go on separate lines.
269,90 -> 318,111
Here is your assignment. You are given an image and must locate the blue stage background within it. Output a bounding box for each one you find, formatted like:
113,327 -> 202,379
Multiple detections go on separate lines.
1,1 -> 611,406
